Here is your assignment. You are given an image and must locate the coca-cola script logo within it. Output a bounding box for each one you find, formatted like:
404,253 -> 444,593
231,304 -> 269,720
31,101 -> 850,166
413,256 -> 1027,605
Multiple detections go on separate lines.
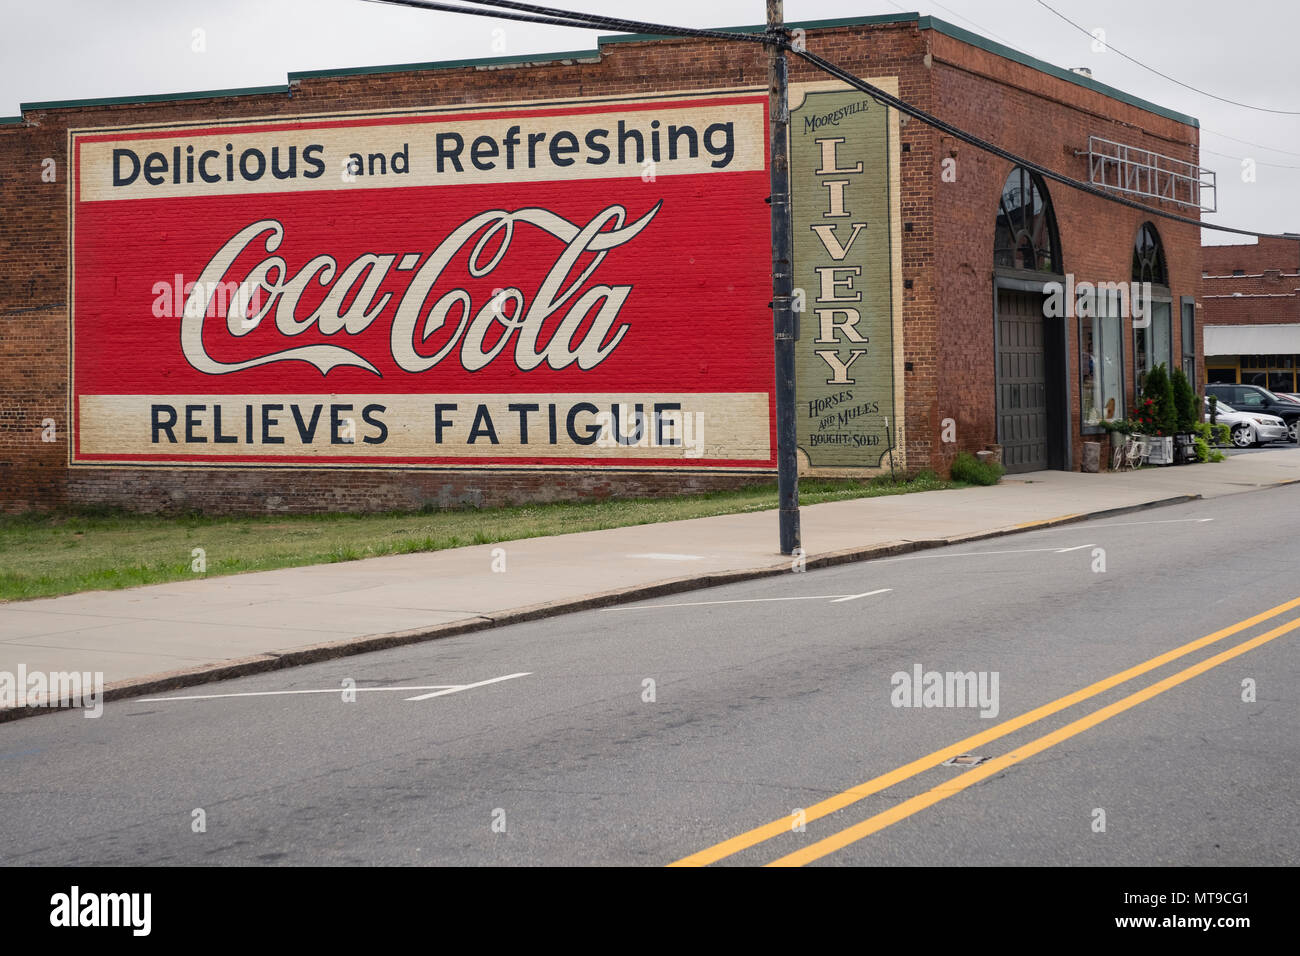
180,202 -> 662,377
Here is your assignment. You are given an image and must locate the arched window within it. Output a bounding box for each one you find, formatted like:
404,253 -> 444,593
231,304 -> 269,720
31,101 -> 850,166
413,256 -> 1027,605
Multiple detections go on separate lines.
1132,222 -> 1173,389
994,166 -> 1061,273
1132,222 -> 1168,286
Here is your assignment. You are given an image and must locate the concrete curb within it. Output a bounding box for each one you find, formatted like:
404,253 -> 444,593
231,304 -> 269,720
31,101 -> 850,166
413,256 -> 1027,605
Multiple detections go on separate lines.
0,492 -> 1200,724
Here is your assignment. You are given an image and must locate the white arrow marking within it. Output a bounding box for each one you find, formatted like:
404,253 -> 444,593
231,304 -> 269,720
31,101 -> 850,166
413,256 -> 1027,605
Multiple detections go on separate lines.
404,672 -> 532,701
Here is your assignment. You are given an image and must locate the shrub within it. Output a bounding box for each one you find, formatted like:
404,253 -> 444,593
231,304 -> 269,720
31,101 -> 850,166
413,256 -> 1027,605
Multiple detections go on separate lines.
1193,437 -> 1210,462
1170,366 -> 1197,433
1141,363 -> 1177,436
951,451 -> 1005,485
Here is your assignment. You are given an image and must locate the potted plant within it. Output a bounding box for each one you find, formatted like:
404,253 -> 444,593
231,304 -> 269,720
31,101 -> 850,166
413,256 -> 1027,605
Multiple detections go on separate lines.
1169,366 -> 1199,464
1140,364 -> 1176,465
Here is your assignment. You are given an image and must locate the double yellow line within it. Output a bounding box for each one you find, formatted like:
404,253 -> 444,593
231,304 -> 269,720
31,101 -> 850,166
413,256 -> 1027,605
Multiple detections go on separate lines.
671,595 -> 1300,867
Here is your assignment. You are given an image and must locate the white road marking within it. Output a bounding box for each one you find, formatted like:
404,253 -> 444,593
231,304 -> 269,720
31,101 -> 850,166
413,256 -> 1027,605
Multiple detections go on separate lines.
1028,517 -> 1215,533
830,588 -> 893,603
139,672 -> 532,704
613,590 -> 892,610
1054,544 -> 1096,553
626,553 -> 706,561
403,672 -> 532,701
140,685 -> 458,702
879,545 -> 1089,563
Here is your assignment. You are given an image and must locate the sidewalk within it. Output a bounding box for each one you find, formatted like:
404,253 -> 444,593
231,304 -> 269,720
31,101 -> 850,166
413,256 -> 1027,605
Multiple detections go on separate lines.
2,447 -> 1297,712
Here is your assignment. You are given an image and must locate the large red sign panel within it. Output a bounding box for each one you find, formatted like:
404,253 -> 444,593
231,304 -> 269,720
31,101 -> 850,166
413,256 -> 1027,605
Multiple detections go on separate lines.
69,90 -> 775,469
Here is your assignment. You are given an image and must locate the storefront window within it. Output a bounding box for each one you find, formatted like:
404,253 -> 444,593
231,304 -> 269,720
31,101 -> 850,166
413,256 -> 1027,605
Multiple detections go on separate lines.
1132,222 -> 1170,392
1081,299 -> 1124,426
1134,324 -> 1148,390
1151,300 -> 1172,372
1181,299 -> 1196,384
1241,354 -> 1297,393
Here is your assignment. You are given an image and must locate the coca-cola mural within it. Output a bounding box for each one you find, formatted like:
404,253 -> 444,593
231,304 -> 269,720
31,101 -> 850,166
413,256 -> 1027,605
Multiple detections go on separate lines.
68,90 -> 775,469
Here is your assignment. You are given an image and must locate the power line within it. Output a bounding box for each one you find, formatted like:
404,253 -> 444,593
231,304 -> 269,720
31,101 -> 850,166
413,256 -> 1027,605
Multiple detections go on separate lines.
360,0 -> 608,32
362,0 -> 770,45
364,0 -> 1297,240
1202,128 -> 1300,161
1200,148 -> 1300,172
867,0 -> 1300,168
791,44 -> 1299,238
903,1 -> 1300,162
1034,0 -> 1300,116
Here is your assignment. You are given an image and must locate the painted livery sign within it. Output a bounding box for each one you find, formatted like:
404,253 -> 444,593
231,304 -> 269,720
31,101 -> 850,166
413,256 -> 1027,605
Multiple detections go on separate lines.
791,82 -> 903,471
69,90 -> 775,469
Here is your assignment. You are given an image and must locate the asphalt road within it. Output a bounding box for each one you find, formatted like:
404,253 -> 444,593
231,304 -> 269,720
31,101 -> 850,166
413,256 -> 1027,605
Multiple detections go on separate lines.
2,485 -> 1298,867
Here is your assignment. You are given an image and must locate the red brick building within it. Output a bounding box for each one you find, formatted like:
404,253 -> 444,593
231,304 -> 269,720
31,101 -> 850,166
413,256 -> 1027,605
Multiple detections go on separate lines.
1201,237 -> 1300,391
0,13 -> 1207,513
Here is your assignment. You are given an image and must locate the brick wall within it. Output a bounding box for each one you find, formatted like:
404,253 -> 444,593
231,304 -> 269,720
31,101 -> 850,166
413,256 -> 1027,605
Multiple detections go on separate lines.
1202,238 -> 1300,330
1204,237 -> 1300,276
929,29 -> 1203,470
0,17 -> 1203,513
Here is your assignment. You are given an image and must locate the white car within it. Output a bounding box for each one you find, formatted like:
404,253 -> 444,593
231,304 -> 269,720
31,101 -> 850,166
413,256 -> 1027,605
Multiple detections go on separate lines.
1205,399 -> 1290,448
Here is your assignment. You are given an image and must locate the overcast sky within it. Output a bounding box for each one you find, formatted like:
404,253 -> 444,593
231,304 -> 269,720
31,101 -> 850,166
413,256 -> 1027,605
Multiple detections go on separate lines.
3,0 -> 1295,246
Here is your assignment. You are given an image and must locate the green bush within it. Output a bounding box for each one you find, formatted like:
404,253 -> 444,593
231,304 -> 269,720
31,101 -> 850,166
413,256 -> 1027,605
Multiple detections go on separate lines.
951,451 -> 1005,485
1141,363 -> 1177,436
1170,366 -> 1197,433
1193,437 -> 1210,462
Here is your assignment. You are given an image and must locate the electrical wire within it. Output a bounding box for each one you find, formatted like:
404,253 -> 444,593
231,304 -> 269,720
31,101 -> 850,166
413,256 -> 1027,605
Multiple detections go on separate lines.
364,0 -> 1298,241
1034,0 -> 1300,116
363,0 -> 771,45
453,0 -> 771,42
791,45 -> 1297,239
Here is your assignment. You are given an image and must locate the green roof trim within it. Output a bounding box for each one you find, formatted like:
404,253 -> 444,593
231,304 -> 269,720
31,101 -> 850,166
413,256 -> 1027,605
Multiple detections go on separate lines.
20,84 -> 288,113
290,14 -> 919,78
289,47 -> 601,81
918,15 -> 1199,128
598,11 -> 920,45
3,10 -> 1195,131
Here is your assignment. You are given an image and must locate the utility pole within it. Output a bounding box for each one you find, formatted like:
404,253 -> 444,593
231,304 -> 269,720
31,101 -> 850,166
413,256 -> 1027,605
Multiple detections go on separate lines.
767,0 -> 801,555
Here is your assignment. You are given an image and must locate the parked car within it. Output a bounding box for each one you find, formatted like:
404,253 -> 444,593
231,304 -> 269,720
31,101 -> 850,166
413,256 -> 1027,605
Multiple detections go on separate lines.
1204,398 -> 1290,448
1204,384 -> 1300,442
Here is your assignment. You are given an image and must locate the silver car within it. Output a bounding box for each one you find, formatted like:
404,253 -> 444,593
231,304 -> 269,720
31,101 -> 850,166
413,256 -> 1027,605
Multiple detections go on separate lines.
1206,399 -> 1290,448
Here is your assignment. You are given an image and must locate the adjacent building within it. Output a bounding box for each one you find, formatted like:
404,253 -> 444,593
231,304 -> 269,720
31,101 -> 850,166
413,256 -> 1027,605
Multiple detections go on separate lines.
1202,237 -> 1300,391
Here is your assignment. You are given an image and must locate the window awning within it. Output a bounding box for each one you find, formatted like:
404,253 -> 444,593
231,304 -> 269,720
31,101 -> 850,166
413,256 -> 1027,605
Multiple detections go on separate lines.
1204,324 -> 1300,356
